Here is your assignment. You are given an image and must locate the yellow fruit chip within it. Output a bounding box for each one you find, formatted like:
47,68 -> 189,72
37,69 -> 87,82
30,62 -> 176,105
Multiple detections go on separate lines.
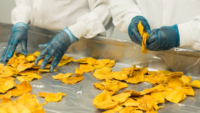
61,76 -> 84,85
52,73 -> 73,80
80,64 -> 95,72
190,79 -> 200,88
75,67 -> 84,77
38,92 -> 67,102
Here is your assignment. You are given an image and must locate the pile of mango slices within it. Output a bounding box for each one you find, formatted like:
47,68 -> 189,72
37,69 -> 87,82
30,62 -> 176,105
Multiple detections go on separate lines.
92,65 -> 200,113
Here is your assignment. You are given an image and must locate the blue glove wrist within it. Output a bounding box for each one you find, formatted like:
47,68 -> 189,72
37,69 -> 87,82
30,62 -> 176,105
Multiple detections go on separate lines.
12,22 -> 29,32
172,24 -> 180,47
63,27 -> 78,44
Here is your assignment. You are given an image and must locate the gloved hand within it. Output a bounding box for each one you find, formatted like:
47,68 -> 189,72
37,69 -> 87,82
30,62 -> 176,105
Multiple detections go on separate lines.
146,24 -> 180,51
35,27 -> 78,72
128,16 -> 151,45
0,22 -> 29,63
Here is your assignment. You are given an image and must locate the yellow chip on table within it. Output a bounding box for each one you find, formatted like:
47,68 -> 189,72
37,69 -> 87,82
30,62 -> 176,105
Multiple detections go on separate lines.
112,92 -> 131,103
75,67 -> 84,77
80,64 -> 95,72
93,59 -> 111,69
17,73 -> 42,82
38,69 -> 57,73
61,76 -> 84,85
9,81 -> 32,97
190,79 -> 200,88
0,79 -> 17,93
57,56 -> 73,67
93,67 -> 112,80
38,92 -> 67,102
106,60 -> 115,68
17,62 -> 35,72
94,83 -> 105,90
52,73 -> 73,80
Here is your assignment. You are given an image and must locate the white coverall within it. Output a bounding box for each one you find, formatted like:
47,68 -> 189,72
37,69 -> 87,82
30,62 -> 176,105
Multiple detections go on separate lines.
12,0 -> 114,39
109,0 -> 200,50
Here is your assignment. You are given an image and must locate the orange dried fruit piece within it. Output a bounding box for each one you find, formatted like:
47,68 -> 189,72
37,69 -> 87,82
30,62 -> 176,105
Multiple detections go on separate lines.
140,84 -> 166,95
180,75 -> 191,86
19,70 -> 40,75
190,79 -> 200,88
158,70 -> 172,75
167,77 -> 183,88
164,86 -> 186,103
144,75 -> 154,83
38,92 -> 67,102
9,81 -> 32,97
94,83 -> 105,90
123,90 -> 141,96
104,79 -> 128,92
0,92 -> 11,100
93,67 -> 112,80
119,107 -> 134,113
61,76 -> 84,85
137,95 -> 157,111
57,56 -> 73,67
110,105 -> 123,112
121,98 -> 139,107
93,92 -> 118,110
121,67 -> 132,75
17,73 -> 42,82
138,21 -> 149,54
164,72 -> 183,83
93,59 -> 111,69
0,80 -> 16,93
26,54 -> 36,62
151,91 -> 165,103
111,71 -> 128,80
52,73 -> 73,80
38,69 -> 57,73
17,63 -> 35,72
106,60 -> 115,68
80,64 -> 95,72
183,86 -> 195,96
0,66 -> 16,77
112,92 -> 131,103
7,56 -> 18,68
61,54 -> 68,60
75,67 -> 84,77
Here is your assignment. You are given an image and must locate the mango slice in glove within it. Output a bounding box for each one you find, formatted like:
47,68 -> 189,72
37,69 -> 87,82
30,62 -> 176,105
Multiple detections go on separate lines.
164,87 -> 186,103
9,81 -> 32,97
190,79 -> 200,88
38,92 -> 67,102
93,67 -> 112,80
75,67 -> 84,77
93,92 -> 118,110
52,73 -> 73,80
112,92 -> 131,103
17,73 -> 42,82
61,76 -> 84,85
138,21 -> 149,54
80,64 -> 95,72
94,83 -> 105,90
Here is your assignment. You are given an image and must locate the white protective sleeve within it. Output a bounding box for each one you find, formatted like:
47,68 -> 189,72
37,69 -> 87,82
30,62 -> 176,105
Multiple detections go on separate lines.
178,16 -> 200,49
12,0 -> 31,24
109,0 -> 142,33
69,0 -> 111,39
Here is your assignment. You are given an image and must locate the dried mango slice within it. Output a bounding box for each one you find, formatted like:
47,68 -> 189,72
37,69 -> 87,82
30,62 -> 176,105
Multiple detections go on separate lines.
0,92 -> 11,100
119,107 -> 134,113
112,93 -> 131,103
0,66 -> 17,77
57,56 -> 73,67
93,59 -> 111,69
164,72 -> 183,83
109,105 -> 123,112
17,63 -> 35,72
26,54 -> 36,62
80,64 -> 95,72
164,86 -> 186,103
121,67 -> 132,75
104,80 -> 128,92
93,67 -> 112,80
183,86 -> 195,96
73,57 -> 96,64
19,70 -> 40,75
158,70 -> 172,75
137,95 -> 156,111
138,21 -> 149,54
38,92 -> 67,102
129,65 -> 136,77
144,75 -> 154,83
38,69 -> 57,73
61,54 -> 68,60
7,56 -> 18,68
167,77 -> 183,88
102,110 -> 115,113
190,79 -> 200,88
151,91 -> 165,103
93,92 -> 118,109
180,75 -> 191,86
106,60 -> 115,68
123,90 -> 141,96
75,67 -> 84,77
121,98 -> 139,107
33,51 -> 40,57
9,81 -> 32,97
17,73 -> 42,82
94,83 -> 105,90
52,73 -> 73,80
61,76 -> 84,85
140,84 -> 166,95
111,71 -> 128,80
132,110 -> 143,113
0,80 -> 17,93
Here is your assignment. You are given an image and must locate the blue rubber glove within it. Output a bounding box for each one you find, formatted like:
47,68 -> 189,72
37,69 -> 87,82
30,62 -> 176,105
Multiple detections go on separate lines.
128,16 -> 151,45
0,22 -> 29,63
146,24 -> 180,51
35,27 -> 78,72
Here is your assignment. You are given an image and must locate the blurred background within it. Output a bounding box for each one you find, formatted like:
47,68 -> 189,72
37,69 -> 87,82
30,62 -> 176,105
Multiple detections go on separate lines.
0,1 -> 131,41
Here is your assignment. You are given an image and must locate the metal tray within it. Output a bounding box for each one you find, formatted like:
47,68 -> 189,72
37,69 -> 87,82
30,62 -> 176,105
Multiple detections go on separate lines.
0,23 -> 200,113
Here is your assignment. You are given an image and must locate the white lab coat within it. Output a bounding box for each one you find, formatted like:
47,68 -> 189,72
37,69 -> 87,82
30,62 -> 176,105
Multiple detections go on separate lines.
109,0 -> 200,50
12,0 -> 114,39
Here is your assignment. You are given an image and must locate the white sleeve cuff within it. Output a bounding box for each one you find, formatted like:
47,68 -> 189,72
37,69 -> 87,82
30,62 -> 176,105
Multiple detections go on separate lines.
124,13 -> 142,33
68,21 -> 87,39
178,23 -> 193,46
11,6 -> 30,24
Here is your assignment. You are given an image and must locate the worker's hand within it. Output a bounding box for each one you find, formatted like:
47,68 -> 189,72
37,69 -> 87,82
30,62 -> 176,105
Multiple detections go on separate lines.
146,25 -> 180,51
0,22 -> 29,63
128,16 -> 151,45
35,27 -> 78,72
